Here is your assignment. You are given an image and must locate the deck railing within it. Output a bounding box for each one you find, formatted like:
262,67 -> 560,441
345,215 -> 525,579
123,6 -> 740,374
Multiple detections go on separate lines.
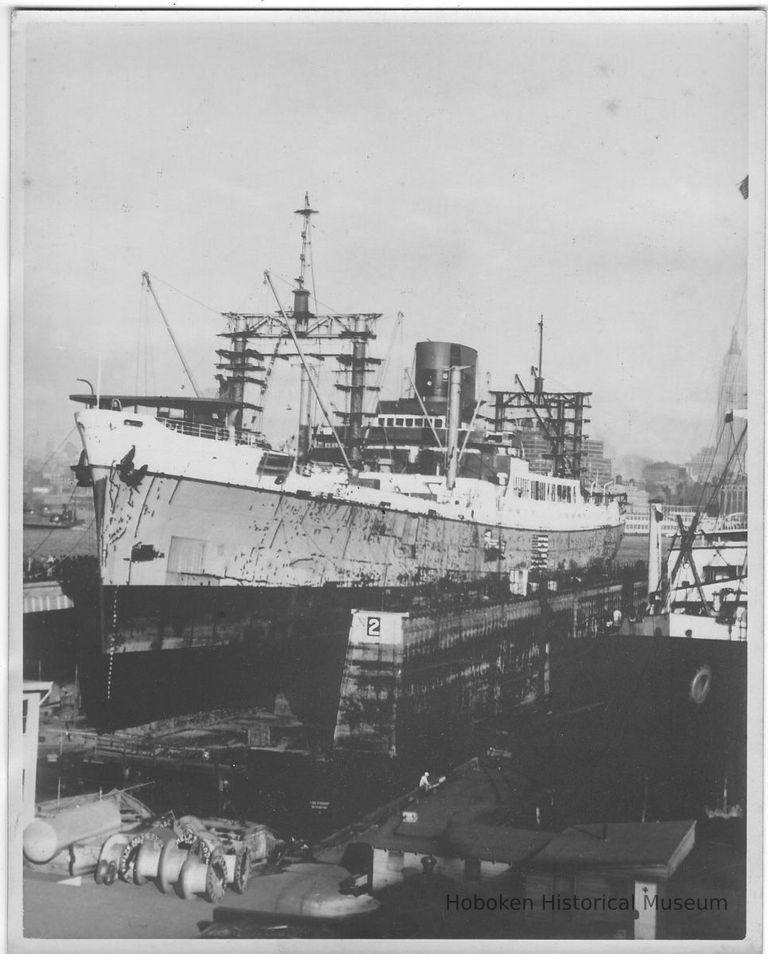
159,417 -> 264,446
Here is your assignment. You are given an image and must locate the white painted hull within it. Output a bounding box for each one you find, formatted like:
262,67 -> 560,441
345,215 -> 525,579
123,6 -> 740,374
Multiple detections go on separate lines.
76,408 -> 624,590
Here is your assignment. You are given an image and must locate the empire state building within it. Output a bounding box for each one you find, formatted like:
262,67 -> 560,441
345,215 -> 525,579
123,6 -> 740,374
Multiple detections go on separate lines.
715,326 -> 747,513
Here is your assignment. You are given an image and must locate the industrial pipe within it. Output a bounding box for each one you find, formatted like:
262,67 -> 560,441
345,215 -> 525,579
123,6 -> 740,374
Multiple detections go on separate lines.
24,798 -> 122,864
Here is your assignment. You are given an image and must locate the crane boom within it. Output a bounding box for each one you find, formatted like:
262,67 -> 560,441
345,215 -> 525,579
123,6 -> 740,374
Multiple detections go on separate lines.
142,271 -> 202,398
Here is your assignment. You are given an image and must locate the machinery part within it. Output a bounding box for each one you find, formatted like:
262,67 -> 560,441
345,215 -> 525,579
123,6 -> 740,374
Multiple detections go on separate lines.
71,449 -> 93,487
24,798 -> 122,864
178,832 -> 212,864
689,664 -> 713,705
179,847 -> 228,903
96,831 -> 130,885
178,852 -> 208,900
97,832 -> 130,869
205,849 -> 229,904
94,859 -> 109,885
176,816 -> 208,854
232,845 -> 251,894
222,845 -> 251,892
176,817 -> 221,865
118,833 -> 147,884
157,836 -> 190,894
134,827 -> 174,884
104,861 -> 118,886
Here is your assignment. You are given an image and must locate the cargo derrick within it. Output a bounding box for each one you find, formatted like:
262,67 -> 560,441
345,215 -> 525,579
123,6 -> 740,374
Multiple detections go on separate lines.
490,318 -> 590,482
220,195 -> 381,469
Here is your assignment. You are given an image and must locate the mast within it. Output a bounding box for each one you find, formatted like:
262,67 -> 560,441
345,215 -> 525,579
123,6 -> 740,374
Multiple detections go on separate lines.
446,365 -> 463,490
534,314 -> 544,398
297,366 -> 312,465
492,316 -> 589,480
221,197 -> 380,466
348,318 -> 367,465
293,193 -> 318,335
293,195 -> 317,460
264,271 -> 353,471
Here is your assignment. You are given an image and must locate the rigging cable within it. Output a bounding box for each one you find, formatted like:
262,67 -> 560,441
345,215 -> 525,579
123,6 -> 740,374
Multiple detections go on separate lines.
142,272 -> 202,398
145,272 -> 222,316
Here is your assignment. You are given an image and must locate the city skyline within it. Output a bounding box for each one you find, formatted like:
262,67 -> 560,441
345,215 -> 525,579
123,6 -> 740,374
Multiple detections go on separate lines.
14,12 -> 756,464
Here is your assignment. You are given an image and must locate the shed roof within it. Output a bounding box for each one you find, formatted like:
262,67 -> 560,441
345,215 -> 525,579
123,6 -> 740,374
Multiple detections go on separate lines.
358,761 -> 553,865
526,820 -> 696,879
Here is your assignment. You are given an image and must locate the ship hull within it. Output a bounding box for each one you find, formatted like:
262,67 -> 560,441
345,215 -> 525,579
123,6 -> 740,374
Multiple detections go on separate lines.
93,467 -> 623,590
73,407 -> 623,591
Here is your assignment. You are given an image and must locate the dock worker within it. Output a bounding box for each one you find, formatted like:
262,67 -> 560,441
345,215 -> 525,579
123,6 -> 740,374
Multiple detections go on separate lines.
419,770 -> 433,795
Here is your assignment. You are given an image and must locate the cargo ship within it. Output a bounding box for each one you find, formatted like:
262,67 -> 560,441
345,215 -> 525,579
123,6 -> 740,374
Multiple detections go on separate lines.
63,197 -> 624,728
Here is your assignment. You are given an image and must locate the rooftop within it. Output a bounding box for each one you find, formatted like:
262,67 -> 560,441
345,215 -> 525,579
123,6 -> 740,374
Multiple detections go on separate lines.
527,819 -> 696,879
357,760 -> 553,865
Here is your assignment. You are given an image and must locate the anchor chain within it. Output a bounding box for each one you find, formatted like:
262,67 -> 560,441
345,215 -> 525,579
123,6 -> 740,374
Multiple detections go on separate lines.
107,586 -> 119,701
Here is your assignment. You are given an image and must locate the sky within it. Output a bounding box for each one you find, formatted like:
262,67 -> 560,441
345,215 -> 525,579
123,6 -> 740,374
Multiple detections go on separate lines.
13,11 -> 757,464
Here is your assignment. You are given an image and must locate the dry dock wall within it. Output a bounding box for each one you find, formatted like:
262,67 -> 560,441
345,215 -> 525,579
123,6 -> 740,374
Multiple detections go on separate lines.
334,583 -> 627,759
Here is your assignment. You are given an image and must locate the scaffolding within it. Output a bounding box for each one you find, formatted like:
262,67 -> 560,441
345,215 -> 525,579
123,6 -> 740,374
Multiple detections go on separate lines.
490,376 -> 591,479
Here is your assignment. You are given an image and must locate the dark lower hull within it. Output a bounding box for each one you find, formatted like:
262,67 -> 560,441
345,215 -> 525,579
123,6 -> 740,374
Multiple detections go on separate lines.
57,556 -> 634,731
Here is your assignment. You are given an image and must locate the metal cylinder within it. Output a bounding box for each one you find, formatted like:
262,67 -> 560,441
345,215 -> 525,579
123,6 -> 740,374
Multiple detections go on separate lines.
179,847 -> 227,903
157,836 -> 190,893
348,331 -> 366,465
176,816 -> 221,858
134,828 -> 174,882
293,287 -> 311,334
224,845 -> 251,894
414,341 -> 477,411
118,832 -> 145,883
446,365 -> 462,491
24,798 -> 121,864
96,831 -> 130,883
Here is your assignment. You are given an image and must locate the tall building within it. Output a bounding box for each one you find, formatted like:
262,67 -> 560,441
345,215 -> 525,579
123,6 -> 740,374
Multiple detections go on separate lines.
512,419 -> 555,475
581,438 -> 613,485
714,327 -> 747,472
709,326 -> 748,517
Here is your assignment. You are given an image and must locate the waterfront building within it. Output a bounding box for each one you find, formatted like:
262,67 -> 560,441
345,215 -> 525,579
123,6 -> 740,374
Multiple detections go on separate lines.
581,438 -> 613,486
523,819 -> 696,940
623,504 -> 698,538
355,759 -> 552,891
